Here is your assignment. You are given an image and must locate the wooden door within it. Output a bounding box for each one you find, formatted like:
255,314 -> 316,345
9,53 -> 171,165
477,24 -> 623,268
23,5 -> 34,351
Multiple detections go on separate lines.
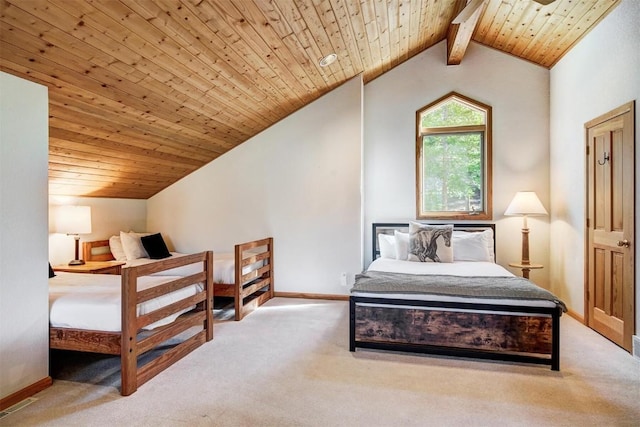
586,102 -> 635,352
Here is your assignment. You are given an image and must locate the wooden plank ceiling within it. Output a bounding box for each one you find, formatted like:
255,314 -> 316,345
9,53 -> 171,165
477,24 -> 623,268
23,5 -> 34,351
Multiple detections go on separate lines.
0,0 -> 619,199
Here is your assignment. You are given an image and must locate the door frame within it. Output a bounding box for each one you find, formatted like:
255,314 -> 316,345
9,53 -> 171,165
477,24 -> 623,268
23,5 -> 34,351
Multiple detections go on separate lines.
584,100 -> 636,350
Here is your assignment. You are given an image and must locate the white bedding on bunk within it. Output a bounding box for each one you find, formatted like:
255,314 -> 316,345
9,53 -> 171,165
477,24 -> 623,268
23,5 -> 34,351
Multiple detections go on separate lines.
356,258 -> 556,309
49,272 -> 201,332
125,252 -> 263,284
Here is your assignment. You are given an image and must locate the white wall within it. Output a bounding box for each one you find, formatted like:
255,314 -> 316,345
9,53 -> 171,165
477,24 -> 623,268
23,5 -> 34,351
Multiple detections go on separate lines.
364,41 -> 551,287
148,76 -> 363,295
550,0 -> 640,330
0,72 -> 49,399
48,196 -> 146,266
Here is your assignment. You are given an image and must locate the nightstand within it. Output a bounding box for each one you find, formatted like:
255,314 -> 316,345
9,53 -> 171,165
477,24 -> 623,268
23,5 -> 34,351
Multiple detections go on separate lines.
53,261 -> 126,275
509,262 -> 543,279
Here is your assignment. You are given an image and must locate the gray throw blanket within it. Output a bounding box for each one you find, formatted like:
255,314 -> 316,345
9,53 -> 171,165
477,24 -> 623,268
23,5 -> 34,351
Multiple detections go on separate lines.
352,271 -> 567,312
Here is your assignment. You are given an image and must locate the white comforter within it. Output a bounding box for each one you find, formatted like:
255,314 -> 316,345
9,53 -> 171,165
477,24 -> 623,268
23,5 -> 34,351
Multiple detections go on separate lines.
125,252 -> 262,284
49,272 -> 200,332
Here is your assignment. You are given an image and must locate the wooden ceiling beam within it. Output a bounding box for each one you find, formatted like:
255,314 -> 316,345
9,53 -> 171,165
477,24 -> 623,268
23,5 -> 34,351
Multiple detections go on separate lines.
447,0 -> 486,65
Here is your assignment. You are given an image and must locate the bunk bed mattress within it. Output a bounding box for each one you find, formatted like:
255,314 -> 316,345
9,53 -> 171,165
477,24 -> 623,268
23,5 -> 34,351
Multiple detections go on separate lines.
125,252 -> 263,284
354,259 -> 566,311
49,272 -> 201,332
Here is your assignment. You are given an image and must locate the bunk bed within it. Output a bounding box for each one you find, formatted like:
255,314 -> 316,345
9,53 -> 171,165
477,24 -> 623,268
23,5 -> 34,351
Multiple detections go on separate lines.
83,236 -> 274,321
350,223 -> 566,370
49,251 -> 213,395
211,237 -> 274,321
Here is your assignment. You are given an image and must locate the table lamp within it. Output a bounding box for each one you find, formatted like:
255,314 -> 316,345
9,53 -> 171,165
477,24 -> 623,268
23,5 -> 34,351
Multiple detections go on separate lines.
505,191 -> 547,267
54,205 -> 92,265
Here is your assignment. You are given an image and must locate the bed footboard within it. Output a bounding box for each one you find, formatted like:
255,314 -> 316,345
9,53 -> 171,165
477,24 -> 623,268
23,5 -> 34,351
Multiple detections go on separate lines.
50,251 -> 214,396
233,237 -> 274,321
350,296 -> 561,371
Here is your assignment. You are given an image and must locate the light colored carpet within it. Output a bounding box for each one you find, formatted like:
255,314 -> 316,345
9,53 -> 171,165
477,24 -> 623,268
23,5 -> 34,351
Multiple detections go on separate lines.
2,297 -> 639,426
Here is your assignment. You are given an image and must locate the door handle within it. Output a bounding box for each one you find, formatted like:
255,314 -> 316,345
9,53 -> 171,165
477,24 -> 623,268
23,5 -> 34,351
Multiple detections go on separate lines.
617,239 -> 630,248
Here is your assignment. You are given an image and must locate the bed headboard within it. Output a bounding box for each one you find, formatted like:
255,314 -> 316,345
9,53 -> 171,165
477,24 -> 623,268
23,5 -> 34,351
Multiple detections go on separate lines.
82,240 -> 115,262
371,222 -> 496,261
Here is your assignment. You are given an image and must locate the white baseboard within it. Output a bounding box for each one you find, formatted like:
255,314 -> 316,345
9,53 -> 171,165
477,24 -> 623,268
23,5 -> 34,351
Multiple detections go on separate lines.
633,335 -> 640,360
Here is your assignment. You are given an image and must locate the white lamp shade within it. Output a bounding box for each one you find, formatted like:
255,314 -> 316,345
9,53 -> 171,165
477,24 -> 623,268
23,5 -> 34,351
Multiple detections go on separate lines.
504,191 -> 548,216
54,205 -> 92,234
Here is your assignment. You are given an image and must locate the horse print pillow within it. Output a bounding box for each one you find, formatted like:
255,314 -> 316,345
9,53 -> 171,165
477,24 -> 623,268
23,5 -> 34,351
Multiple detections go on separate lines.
408,223 -> 454,263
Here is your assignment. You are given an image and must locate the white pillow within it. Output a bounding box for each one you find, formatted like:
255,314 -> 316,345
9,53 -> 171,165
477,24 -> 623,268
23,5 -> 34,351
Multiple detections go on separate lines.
109,235 -> 127,261
120,231 -> 151,261
394,231 -> 409,260
378,233 -> 396,259
483,228 -> 495,262
408,222 -> 454,263
452,229 -> 494,262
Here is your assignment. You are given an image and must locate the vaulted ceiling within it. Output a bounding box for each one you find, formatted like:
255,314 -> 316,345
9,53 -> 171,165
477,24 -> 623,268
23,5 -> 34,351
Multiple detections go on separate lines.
0,0 -> 619,199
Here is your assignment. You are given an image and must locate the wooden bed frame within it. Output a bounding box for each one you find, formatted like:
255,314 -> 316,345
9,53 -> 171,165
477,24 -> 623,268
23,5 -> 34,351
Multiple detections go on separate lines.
50,251 -> 214,395
213,237 -> 274,321
84,237 -> 274,321
349,223 -> 563,370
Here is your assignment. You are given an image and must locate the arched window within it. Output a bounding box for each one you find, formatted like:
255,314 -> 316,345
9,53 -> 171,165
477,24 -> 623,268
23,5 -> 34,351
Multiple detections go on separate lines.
416,92 -> 492,220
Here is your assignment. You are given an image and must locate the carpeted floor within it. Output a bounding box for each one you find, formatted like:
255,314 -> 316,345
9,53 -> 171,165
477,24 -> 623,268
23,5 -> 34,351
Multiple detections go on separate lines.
2,297 -> 639,426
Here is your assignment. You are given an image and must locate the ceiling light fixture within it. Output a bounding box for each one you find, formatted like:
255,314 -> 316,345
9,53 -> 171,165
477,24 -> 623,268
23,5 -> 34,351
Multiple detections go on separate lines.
319,53 -> 337,67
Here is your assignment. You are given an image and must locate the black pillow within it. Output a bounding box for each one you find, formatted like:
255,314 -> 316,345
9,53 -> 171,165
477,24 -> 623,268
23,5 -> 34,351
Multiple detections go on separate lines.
49,263 -> 56,278
141,233 -> 172,259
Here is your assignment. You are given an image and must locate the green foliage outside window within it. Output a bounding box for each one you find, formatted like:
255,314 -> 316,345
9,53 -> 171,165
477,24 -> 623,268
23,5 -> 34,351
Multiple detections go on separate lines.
422,132 -> 483,212
420,99 -> 484,128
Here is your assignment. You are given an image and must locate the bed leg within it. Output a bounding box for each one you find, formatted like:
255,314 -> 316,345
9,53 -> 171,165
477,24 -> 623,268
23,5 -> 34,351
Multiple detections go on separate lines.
268,237 -> 274,300
121,268 -> 138,395
206,251 -> 214,341
121,340 -> 137,396
349,297 -> 356,352
551,308 -> 561,371
234,244 -> 242,321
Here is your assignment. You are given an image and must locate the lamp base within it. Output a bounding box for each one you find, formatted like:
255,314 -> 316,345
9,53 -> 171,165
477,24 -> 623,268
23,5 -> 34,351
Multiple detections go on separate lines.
68,259 -> 85,266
